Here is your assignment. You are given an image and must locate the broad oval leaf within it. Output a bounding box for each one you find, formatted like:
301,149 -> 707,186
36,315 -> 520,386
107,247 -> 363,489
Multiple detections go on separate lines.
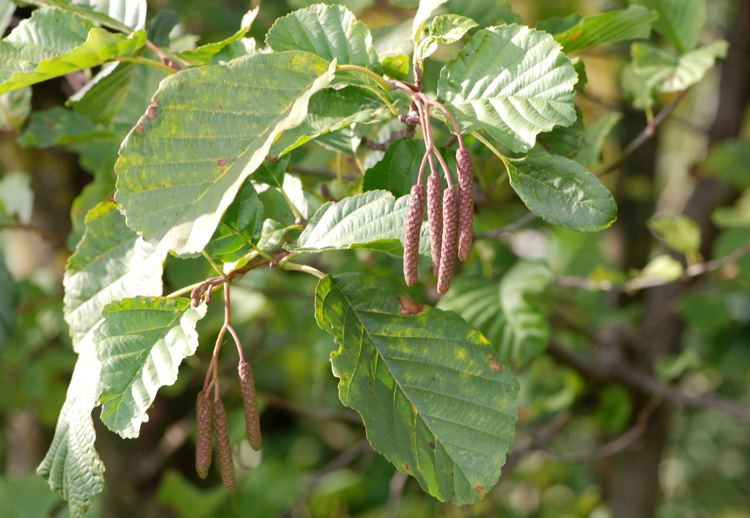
437,25 -> 578,153
63,202 -> 165,348
631,40 -> 728,93
115,51 -> 334,255
507,155 -> 617,231
266,4 -> 382,77
287,190 -> 432,263
632,0 -> 705,52
553,5 -> 658,54
316,273 -> 519,504
0,7 -> 146,95
97,296 -> 207,438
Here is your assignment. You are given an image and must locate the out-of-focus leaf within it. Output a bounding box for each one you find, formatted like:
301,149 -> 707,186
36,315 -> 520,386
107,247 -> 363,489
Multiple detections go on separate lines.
537,14 -> 582,35
0,255 -> 17,352
0,87 -> 31,132
0,473 -> 61,518
382,54 -> 409,80
372,18 -> 414,60
20,107 -> 118,148
553,5 -> 657,53
631,40 -> 728,93
639,254 -> 684,281
177,8 -> 257,65
648,215 -> 701,255
412,0 -> 449,39
146,9 -> 180,46
536,106 -> 584,159
632,0 -> 706,52
0,172 -> 33,224
316,272 -> 519,504
97,296 -> 207,438
157,469 -> 227,518
577,112 -> 622,167
437,25 -> 578,153
701,141 -> 750,189
0,0 -> 14,36
68,164 -> 117,249
438,0 -> 521,28
507,155 -> 617,232
23,0 -> 147,31
712,190 -> 750,228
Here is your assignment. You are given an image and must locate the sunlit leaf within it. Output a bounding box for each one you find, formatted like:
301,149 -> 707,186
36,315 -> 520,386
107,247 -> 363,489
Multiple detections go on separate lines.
553,5 -> 657,53
648,215 -> 701,254
177,8 -> 257,65
416,14 -> 477,61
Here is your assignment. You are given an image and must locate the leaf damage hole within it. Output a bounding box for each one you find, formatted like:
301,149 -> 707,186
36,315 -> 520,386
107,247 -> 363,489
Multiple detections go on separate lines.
398,296 -> 423,315
489,357 -> 503,373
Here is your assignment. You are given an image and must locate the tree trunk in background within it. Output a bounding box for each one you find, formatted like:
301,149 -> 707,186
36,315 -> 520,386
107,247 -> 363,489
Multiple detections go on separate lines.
604,1 -> 750,517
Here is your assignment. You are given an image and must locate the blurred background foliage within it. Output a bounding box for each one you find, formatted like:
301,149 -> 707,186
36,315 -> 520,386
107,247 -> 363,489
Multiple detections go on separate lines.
1,0 -> 749,517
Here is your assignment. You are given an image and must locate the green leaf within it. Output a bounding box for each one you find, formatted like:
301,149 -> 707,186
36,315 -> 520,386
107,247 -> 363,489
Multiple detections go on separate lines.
63,202 -> 165,347
68,63 -> 136,125
0,0 -> 14,36
507,155 -> 617,231
416,14 -> 478,61
115,51 -> 335,255
639,254 -> 683,282
382,55 -> 410,80
536,106 -> 584,159
177,8 -> 257,65
372,18 -> 414,60
97,296 -> 207,438
537,14 -> 582,35
209,38 -> 256,65
439,0 -> 521,28
437,25 -> 578,153
412,0 -> 449,39
702,141 -> 750,189
20,106 -> 118,147
316,273 -> 519,504
271,86 -> 391,156
438,262 -> 551,363
24,0 -> 147,31
648,215 -> 701,254
631,40 -> 728,93
0,87 -> 31,132
576,111 -> 622,167
266,4 -> 382,79
0,8 -> 147,95
553,5 -> 658,53
632,0 -> 706,52
287,190 -> 432,263
363,139 -> 457,197
711,190 -> 750,228
147,9 -> 180,47
0,255 -> 18,352
68,164 -> 117,249
0,172 -> 33,224
204,180 -> 264,262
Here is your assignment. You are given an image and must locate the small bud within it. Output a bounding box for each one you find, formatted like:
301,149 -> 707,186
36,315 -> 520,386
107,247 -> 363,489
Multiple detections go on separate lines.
212,396 -> 236,494
427,171 -> 443,278
195,391 -> 213,479
238,361 -> 262,451
438,185 -> 459,294
456,148 -> 474,262
404,184 -> 426,286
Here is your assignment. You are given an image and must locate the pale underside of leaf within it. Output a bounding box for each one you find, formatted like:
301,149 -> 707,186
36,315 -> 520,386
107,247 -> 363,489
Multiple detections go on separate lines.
437,25 -> 578,153
114,51 -> 335,255
316,273 -> 519,505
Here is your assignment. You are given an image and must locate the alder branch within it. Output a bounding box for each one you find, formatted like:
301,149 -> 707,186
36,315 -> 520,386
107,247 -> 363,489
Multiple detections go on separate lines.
554,239 -> 750,293
546,340 -> 750,422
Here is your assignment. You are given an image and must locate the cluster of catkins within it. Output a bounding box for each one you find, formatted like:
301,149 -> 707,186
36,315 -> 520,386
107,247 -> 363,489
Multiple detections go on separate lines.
398,75 -> 474,294
195,360 -> 262,493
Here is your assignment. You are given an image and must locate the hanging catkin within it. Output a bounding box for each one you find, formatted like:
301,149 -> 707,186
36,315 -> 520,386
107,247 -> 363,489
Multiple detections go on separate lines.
456,148 -> 474,261
212,396 -> 236,494
238,361 -> 262,451
438,185 -> 459,294
427,170 -> 443,278
403,184 -> 426,286
195,390 -> 213,479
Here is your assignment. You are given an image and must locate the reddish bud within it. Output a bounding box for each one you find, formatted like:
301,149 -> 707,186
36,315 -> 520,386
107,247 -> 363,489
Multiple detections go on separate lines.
438,185 -> 459,294
212,396 -> 236,494
195,390 -> 213,479
403,184 -> 426,286
238,361 -> 262,451
456,148 -> 474,262
427,170 -> 443,278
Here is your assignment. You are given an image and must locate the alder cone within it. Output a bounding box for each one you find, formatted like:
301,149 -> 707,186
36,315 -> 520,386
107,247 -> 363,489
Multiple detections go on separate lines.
457,148 -> 474,262
195,390 -> 213,479
212,396 -> 236,494
403,184 -> 426,286
438,185 -> 459,294
427,170 -> 443,278
238,361 -> 262,451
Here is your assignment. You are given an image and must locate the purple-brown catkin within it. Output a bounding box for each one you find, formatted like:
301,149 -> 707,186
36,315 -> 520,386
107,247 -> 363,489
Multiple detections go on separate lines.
195,390 -> 214,479
438,185 -> 459,294
238,361 -> 262,451
427,170 -> 443,278
212,396 -> 236,494
404,184 -> 426,286
456,148 -> 474,262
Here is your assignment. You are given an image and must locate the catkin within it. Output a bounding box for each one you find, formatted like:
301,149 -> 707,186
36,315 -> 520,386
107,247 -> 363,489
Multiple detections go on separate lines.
403,184 -> 426,286
438,185 -> 459,294
212,396 -> 236,494
238,361 -> 262,451
427,170 -> 443,278
195,390 -> 214,479
456,148 -> 474,262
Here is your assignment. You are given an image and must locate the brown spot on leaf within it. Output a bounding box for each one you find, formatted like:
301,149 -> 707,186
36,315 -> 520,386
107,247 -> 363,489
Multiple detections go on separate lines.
146,104 -> 157,120
429,441 -> 435,450
490,357 -> 503,374
398,296 -> 423,315
475,485 -> 484,494
570,30 -> 583,41
135,121 -> 144,135
218,158 -> 227,166
404,464 -> 410,471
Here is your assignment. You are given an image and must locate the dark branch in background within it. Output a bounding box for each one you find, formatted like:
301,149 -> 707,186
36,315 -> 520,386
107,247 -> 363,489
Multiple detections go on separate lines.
475,90 -> 691,241
0,222 -> 67,244
546,340 -> 750,422
259,392 -> 362,424
554,239 -> 750,292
